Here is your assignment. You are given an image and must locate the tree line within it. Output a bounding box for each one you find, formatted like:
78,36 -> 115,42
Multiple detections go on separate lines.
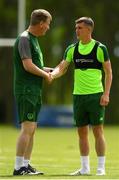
0,0 -> 119,124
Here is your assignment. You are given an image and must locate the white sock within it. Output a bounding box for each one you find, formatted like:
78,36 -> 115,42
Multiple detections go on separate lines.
14,156 -> 24,170
97,156 -> 105,170
80,156 -> 90,172
24,159 -> 30,167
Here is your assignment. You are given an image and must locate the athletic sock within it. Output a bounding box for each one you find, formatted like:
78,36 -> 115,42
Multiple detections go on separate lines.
80,156 -> 90,172
97,156 -> 105,170
24,159 -> 30,167
14,156 -> 24,170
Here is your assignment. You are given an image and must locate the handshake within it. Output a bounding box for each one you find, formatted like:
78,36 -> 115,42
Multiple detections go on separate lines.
43,60 -> 66,84
44,67 -> 56,84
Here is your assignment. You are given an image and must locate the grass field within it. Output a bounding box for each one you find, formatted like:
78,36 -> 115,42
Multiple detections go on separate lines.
0,125 -> 119,179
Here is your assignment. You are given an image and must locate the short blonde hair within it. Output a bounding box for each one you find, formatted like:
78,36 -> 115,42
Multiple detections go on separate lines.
30,9 -> 52,26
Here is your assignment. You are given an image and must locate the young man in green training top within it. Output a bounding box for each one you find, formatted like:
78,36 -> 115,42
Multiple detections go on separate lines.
50,17 -> 112,176
13,9 -> 53,175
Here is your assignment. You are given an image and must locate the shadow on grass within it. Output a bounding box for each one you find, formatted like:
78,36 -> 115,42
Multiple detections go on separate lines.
0,174 -> 92,178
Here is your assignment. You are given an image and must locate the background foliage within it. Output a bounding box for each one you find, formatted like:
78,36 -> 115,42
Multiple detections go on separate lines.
0,0 -> 119,124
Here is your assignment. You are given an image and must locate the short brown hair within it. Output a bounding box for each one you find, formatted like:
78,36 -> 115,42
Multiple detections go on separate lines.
30,9 -> 52,26
75,17 -> 94,29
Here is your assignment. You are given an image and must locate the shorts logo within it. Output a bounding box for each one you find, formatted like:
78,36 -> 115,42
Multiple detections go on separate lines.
27,113 -> 34,120
100,117 -> 103,121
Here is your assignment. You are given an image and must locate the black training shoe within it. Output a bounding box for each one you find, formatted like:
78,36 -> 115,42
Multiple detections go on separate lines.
27,164 -> 44,175
13,166 -> 29,175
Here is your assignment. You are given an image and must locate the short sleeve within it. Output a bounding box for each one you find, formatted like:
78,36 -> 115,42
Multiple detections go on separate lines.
63,44 -> 75,63
18,36 -> 32,60
97,43 -> 110,63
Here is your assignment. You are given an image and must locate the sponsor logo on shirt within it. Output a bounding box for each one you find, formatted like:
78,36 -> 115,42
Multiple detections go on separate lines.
75,59 -> 94,63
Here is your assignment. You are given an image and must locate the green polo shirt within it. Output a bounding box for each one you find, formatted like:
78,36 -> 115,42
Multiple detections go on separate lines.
13,31 -> 44,95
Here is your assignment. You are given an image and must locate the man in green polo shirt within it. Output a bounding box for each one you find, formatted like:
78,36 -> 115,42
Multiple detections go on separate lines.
13,9 -> 53,175
51,17 -> 112,176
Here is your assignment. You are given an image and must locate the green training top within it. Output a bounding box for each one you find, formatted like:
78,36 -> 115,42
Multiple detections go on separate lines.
13,31 -> 44,95
63,39 -> 109,95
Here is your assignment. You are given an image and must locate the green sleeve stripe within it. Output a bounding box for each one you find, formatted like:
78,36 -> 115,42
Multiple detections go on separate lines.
63,43 -> 76,59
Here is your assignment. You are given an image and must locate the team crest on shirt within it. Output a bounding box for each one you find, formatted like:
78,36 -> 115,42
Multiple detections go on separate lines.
27,113 -> 34,120
36,46 -> 38,50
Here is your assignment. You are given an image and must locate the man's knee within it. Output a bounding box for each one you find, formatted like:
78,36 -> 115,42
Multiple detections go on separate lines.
93,125 -> 104,138
21,121 -> 37,136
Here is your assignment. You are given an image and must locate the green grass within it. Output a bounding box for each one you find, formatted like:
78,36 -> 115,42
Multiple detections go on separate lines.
0,125 -> 119,179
